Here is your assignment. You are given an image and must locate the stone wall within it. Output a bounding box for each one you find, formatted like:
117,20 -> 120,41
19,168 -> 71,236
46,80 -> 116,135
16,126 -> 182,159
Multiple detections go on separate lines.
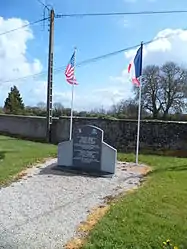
53,117 -> 187,151
0,114 -> 46,140
0,114 -> 187,151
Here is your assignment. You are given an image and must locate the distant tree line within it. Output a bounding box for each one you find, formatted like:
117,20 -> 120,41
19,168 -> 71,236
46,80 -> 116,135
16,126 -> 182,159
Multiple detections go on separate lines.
2,61 -> 187,121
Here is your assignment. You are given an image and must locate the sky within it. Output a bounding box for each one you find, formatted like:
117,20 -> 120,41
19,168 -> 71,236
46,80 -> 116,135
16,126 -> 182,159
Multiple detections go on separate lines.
1,0 -> 187,111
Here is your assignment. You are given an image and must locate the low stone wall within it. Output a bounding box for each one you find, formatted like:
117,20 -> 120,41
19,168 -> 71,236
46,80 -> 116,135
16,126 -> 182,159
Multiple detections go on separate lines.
0,114 -> 187,151
0,114 -> 47,140
53,117 -> 187,151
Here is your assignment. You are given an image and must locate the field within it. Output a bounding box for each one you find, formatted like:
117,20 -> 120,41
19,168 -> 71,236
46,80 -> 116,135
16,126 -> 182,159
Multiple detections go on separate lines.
83,153 -> 187,249
1,135 -> 187,248
0,135 -> 57,185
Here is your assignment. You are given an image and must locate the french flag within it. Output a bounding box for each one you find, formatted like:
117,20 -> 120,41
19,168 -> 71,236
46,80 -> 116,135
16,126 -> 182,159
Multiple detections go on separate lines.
128,45 -> 143,87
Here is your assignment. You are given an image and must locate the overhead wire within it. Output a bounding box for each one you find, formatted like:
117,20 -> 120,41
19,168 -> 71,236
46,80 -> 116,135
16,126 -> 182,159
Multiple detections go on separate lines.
0,9 -> 185,38
1,9 -> 184,38
0,45 -> 141,84
2,9 -> 185,37
0,17 -> 49,36
0,15 -> 50,83
1,26 -> 185,84
55,9 -> 187,18
36,0 -> 50,10
0,9 -> 184,38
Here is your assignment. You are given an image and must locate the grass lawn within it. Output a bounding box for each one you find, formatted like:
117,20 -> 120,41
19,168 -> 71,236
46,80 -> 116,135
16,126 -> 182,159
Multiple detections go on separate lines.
83,153 -> 187,249
0,135 -> 57,185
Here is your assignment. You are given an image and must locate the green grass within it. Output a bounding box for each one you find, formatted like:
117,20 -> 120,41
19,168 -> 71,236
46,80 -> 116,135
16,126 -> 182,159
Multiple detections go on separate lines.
1,136 -> 187,248
83,153 -> 187,249
0,135 -> 57,185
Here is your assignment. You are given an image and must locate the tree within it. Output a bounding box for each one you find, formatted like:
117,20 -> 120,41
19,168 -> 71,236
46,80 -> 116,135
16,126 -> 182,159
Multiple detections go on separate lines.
119,99 -> 139,119
134,62 -> 187,119
4,85 -> 25,114
53,102 -> 64,117
160,62 -> 187,118
109,99 -> 147,119
0,107 -> 4,114
138,65 -> 161,119
37,102 -> 46,110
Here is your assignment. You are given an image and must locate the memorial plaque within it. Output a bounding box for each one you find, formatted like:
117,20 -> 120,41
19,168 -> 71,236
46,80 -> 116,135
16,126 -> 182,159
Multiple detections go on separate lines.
73,125 -> 103,171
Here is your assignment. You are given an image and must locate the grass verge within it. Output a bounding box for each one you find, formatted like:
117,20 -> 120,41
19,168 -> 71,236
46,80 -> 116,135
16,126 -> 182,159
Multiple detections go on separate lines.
82,153 -> 187,249
0,135 -> 57,185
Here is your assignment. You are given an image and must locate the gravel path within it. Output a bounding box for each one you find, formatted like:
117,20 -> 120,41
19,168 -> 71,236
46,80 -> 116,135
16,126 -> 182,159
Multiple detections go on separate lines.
0,159 -> 145,249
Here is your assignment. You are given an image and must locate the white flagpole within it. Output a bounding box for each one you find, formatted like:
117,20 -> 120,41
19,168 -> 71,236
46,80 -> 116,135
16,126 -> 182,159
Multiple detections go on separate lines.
135,42 -> 143,165
69,82 -> 74,140
69,48 -> 77,140
135,77 -> 142,165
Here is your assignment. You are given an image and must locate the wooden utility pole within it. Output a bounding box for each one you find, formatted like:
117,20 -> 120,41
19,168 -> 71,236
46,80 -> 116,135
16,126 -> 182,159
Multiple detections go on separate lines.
46,9 -> 54,142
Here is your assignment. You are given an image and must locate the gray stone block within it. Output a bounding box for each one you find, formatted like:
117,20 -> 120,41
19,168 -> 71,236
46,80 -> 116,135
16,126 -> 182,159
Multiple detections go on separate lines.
57,125 -> 117,177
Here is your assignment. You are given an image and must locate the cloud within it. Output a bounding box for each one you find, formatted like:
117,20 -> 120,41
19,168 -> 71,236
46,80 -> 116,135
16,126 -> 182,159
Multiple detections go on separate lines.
0,16 -> 43,104
1,16 -> 186,112
0,16 -> 119,111
36,85 -> 131,112
53,89 -> 118,111
123,19 -> 130,28
117,17 -> 131,29
0,17 -> 43,82
25,81 -> 75,108
127,29 -> 187,66
113,28 -> 187,87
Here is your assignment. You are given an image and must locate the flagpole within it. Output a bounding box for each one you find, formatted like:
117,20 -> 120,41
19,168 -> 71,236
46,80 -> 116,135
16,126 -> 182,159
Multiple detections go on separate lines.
135,42 -> 143,165
136,77 -> 142,164
69,48 -> 77,140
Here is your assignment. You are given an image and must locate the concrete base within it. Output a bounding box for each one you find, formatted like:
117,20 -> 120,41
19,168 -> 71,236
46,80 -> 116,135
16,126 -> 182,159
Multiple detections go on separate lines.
54,165 -> 114,178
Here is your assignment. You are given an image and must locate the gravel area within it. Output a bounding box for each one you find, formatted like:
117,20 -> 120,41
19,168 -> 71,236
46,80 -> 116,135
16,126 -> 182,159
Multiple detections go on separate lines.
0,159 -> 146,249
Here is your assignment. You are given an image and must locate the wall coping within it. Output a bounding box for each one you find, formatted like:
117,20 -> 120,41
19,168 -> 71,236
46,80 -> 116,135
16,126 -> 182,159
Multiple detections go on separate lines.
0,114 -> 59,120
59,116 -> 187,124
0,114 -> 46,119
0,114 -> 187,124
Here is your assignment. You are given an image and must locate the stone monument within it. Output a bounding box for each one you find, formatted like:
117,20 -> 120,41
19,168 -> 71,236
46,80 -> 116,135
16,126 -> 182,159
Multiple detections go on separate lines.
57,125 -> 117,177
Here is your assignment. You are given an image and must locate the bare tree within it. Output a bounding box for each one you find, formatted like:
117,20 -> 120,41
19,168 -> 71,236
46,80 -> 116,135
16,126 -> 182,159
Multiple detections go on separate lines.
53,102 -> 64,110
108,99 -> 147,119
159,62 -> 187,118
109,102 -> 123,115
53,102 -> 64,117
134,62 -> 187,119
37,102 -> 46,110
119,99 -> 138,118
140,65 -> 161,118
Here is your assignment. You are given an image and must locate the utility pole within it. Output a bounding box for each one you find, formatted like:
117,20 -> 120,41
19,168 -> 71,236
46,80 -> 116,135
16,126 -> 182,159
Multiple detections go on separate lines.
46,8 -> 54,142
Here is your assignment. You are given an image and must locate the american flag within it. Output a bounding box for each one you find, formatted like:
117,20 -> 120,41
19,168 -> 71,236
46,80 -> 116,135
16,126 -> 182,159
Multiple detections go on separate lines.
65,51 -> 78,85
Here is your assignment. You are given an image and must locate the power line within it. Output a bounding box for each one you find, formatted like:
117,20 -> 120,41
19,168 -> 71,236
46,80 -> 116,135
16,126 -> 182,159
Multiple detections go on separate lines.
0,27 -> 186,84
36,0 -> 49,10
53,28 -> 187,71
36,0 -> 53,13
0,17 -> 49,36
55,9 -> 187,18
0,45 -> 140,84
76,28 -> 187,67
0,71 -> 48,84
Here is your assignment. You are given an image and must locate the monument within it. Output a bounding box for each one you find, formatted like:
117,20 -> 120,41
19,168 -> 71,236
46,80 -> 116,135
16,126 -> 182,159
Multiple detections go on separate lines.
57,125 -> 117,177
